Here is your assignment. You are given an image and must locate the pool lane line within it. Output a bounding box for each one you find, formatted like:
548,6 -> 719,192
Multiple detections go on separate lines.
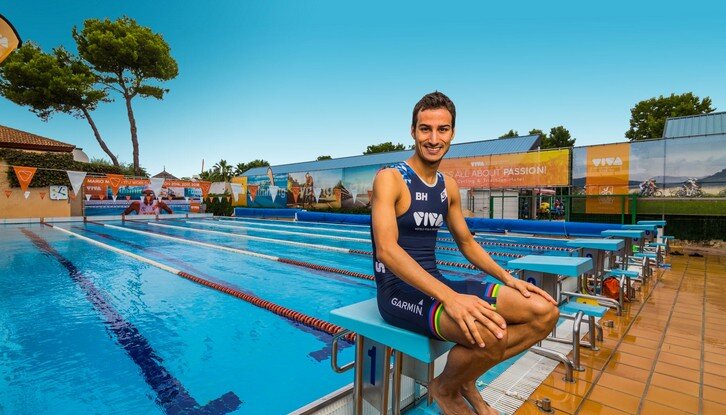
46,224 -> 357,345
187,220 -> 371,242
218,217 -> 568,253
148,221 -> 484,271
148,221 -> 353,253
22,227 -> 242,415
437,237 -> 569,252
92,222 -> 375,282
209,217 -> 371,236
187,220 -> 524,259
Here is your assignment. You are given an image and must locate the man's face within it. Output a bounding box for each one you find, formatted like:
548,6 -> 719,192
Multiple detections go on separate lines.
411,108 -> 455,165
144,193 -> 153,202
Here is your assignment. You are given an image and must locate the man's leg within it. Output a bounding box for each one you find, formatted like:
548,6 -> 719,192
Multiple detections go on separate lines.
432,286 -> 559,414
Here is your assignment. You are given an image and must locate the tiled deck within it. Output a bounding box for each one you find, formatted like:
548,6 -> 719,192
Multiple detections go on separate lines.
514,254 -> 726,415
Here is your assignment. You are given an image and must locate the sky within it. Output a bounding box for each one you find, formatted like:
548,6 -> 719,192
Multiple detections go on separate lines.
2,1 -> 725,178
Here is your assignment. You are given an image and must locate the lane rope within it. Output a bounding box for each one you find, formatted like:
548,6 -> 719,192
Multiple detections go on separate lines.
98,222 -> 375,282
47,223 -> 356,343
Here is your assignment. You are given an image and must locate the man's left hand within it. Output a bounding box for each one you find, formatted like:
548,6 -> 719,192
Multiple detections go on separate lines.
506,278 -> 557,305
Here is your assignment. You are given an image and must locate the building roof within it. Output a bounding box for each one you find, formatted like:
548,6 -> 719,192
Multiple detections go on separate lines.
244,135 -> 540,176
152,170 -> 179,180
0,125 -> 76,153
663,111 -> 726,138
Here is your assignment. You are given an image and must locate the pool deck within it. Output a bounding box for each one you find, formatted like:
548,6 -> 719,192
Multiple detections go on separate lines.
513,253 -> 726,415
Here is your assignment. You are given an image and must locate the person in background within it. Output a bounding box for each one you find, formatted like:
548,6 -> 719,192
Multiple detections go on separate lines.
123,186 -> 172,215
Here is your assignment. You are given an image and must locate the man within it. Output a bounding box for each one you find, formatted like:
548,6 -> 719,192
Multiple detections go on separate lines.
371,92 -> 559,415
123,186 -> 173,215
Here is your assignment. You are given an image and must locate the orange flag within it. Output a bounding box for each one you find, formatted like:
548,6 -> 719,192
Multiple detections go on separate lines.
198,181 -> 212,198
106,174 -> 125,196
0,15 -> 22,65
39,192 -> 46,200
13,166 -> 37,192
4,189 -> 11,198
292,186 -> 301,203
248,185 -> 259,202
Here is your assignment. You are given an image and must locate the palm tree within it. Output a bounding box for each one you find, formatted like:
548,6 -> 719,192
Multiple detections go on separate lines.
234,162 -> 247,176
213,159 -> 233,182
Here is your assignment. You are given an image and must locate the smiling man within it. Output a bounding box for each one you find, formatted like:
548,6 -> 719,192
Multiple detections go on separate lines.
370,91 -> 559,415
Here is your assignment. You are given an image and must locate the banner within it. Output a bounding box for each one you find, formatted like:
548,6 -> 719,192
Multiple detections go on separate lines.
13,166 -> 36,192
439,149 -> 570,189
149,177 -> 165,195
248,184 -> 259,202
0,14 -> 22,64
66,170 -> 87,196
198,181 -> 212,198
230,176 -> 247,207
585,143 -> 631,213
106,174 -> 125,196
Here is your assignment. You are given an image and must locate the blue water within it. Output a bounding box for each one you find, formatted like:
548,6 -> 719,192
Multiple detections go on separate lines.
0,218 -> 568,414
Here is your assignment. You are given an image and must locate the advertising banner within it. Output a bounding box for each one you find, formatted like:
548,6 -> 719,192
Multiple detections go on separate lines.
287,169 -> 343,209
439,149 -> 570,189
341,164 -> 384,208
247,173 -> 288,208
584,143 -> 631,213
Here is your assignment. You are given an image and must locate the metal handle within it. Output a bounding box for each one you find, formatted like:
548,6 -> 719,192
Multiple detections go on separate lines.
331,330 -> 355,373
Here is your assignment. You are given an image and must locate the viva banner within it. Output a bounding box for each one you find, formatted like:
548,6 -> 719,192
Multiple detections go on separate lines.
439,149 -> 570,188
585,143 -> 631,214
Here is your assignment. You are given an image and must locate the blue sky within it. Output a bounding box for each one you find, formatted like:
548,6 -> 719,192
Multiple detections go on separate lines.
2,1 -> 725,178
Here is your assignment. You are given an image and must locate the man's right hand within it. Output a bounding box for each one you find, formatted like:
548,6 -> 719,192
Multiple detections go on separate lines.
442,293 -> 506,348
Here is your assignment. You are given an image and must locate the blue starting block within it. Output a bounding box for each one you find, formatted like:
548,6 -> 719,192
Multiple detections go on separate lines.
330,298 -> 453,414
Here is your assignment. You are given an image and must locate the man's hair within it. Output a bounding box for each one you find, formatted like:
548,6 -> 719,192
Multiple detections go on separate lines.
412,91 -> 456,129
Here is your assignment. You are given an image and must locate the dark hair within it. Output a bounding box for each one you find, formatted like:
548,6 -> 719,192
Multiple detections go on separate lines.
412,91 -> 456,129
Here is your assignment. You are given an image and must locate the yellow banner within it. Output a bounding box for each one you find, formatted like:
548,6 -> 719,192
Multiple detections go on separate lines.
439,149 -> 570,188
0,15 -> 21,64
231,176 -> 247,207
585,143 -> 631,213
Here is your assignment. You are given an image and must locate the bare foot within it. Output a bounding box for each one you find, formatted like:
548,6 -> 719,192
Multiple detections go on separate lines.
460,381 -> 499,415
429,377 -> 477,415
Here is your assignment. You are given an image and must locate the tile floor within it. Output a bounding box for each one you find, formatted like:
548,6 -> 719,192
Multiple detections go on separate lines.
514,254 -> 726,415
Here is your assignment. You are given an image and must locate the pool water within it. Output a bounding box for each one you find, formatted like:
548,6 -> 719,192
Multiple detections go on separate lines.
0,218 -> 569,414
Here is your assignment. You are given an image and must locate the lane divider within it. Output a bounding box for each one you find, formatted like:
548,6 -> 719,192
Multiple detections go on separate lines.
211,218 -> 371,236
192,220 -> 525,257
24,227 -> 242,415
46,223 -> 356,343
186,220 -> 371,242
147,222 -> 506,271
438,236 -> 570,251
94,222 -> 375,282
148,221 -> 352,253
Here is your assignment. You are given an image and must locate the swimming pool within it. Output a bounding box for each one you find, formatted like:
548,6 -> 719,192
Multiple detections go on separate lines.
0,217 -> 574,414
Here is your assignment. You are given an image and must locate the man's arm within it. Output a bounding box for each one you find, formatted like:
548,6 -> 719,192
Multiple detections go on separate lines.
372,169 -> 506,346
443,176 -> 556,304
157,200 -> 173,214
122,201 -> 140,215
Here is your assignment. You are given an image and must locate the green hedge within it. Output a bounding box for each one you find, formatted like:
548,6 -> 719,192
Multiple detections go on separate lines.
0,149 -> 130,188
205,193 -> 234,216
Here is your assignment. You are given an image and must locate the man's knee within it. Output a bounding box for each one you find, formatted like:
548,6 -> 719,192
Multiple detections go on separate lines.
534,301 -> 559,335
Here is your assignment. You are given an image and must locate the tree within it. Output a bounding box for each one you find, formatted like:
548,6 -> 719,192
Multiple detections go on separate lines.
625,93 -> 715,141
528,129 -> 547,145
213,159 -> 233,181
363,141 -> 407,154
0,42 -> 119,166
317,155 -> 332,160
499,130 -> 518,138
73,17 -> 178,175
542,126 -> 575,149
234,159 -> 270,175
